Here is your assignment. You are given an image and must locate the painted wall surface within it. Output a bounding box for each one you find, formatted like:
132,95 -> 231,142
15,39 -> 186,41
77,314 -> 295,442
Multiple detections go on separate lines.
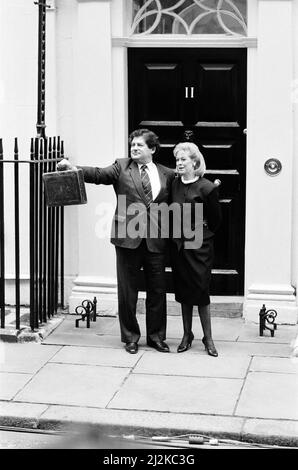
244,0 -> 297,323
55,0 -> 119,313
0,0 -> 57,303
293,0 -> 298,297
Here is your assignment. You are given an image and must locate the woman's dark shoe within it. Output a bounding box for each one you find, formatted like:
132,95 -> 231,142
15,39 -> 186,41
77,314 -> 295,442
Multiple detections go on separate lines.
177,332 -> 194,353
202,336 -> 218,357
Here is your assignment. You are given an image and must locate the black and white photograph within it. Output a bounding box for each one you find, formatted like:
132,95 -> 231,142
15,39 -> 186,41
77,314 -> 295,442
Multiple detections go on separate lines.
0,0 -> 298,460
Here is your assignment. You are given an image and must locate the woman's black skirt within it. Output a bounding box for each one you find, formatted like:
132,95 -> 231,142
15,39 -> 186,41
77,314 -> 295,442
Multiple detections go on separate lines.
170,238 -> 214,306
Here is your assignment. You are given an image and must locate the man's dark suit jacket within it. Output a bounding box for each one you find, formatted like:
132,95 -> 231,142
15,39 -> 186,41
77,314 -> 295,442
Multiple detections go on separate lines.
80,158 -> 175,253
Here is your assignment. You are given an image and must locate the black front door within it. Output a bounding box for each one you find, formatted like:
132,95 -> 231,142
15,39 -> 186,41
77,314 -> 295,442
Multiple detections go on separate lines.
128,48 -> 247,295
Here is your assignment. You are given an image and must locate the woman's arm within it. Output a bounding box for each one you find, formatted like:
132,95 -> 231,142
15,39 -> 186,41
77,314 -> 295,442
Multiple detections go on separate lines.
204,187 -> 222,233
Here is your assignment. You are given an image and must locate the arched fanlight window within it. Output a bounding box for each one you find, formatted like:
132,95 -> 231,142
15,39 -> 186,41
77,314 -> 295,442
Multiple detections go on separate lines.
130,0 -> 247,36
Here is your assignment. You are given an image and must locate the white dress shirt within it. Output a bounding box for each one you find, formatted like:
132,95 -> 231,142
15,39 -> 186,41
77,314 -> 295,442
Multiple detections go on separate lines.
138,160 -> 161,201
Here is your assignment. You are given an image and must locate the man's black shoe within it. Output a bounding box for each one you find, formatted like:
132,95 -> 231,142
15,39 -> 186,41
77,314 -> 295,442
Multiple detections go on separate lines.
125,342 -> 138,354
147,339 -> 170,353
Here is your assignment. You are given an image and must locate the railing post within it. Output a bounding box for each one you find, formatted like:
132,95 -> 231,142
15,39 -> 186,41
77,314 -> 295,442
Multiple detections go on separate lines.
60,140 -> 64,309
38,137 -> 44,322
0,139 -> 5,328
51,137 -> 57,315
29,138 -> 38,330
35,0 -> 49,139
47,138 -> 53,317
14,138 -> 21,330
42,139 -> 48,321
54,137 -> 61,313
34,138 -> 40,326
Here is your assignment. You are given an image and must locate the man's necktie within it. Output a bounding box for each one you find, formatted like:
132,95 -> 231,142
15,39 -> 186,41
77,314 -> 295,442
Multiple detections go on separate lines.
140,164 -> 153,205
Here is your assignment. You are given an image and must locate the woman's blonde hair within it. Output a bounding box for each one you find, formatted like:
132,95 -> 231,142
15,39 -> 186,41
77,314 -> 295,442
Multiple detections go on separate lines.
173,142 -> 206,177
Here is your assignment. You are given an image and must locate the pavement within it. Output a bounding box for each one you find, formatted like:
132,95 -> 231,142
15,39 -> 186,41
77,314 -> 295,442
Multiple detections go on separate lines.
1,312 -> 298,449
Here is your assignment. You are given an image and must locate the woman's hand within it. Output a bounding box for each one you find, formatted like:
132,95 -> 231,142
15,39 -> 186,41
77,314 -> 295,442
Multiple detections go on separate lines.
57,158 -> 74,171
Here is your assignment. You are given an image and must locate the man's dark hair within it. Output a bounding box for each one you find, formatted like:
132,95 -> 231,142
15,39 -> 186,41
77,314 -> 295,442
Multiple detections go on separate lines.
129,128 -> 160,155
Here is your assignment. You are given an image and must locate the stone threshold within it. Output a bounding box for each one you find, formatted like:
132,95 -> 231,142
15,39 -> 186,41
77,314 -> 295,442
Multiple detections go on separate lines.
137,296 -> 244,318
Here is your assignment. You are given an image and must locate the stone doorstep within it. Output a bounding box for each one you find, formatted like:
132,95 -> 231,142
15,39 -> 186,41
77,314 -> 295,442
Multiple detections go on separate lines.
137,298 -> 243,318
70,298 -> 243,318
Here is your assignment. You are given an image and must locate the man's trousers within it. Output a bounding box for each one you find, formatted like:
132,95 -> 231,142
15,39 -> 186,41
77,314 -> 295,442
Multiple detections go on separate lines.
115,240 -> 167,344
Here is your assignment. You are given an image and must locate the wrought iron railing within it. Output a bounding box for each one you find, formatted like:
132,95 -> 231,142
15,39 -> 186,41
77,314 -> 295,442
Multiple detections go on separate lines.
0,136 -> 64,331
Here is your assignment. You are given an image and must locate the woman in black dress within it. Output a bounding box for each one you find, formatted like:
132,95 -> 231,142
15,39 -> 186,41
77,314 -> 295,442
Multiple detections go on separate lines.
171,142 -> 222,357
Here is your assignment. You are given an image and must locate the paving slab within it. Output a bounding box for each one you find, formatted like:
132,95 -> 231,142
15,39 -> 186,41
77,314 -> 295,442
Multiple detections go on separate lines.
42,332 -> 123,348
14,363 -> 131,408
134,351 -> 251,378
165,316 -> 243,341
39,404 -> 244,439
207,317 -> 244,341
42,331 -> 178,352
250,356 -> 298,374
0,402 -> 48,428
164,339 -> 292,357
0,343 -> 61,373
42,331 -> 179,351
49,346 -> 145,367
59,316 -> 119,335
51,316 -> 243,342
108,374 -> 243,415
237,322 -> 298,344
0,373 -> 33,400
235,371 -> 298,420
209,340 -> 292,357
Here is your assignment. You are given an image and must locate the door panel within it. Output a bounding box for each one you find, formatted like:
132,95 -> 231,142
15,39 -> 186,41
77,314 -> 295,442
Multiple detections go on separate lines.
128,48 -> 247,295
196,62 -> 239,123
142,63 -> 182,122
201,140 -> 238,170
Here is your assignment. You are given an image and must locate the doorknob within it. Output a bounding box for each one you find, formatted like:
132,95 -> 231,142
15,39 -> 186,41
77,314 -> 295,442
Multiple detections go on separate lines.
243,128 -> 247,135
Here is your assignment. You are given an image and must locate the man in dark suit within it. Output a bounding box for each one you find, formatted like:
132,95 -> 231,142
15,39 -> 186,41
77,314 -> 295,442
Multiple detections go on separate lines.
58,129 -> 175,354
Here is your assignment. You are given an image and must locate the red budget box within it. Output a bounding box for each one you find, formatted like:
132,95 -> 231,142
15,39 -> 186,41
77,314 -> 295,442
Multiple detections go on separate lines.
43,168 -> 87,207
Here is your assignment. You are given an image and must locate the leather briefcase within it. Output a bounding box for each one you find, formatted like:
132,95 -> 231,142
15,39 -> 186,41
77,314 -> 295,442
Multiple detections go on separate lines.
43,168 -> 87,207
